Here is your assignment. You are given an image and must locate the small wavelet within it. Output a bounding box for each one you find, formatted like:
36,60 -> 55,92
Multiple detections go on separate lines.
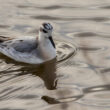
0,25 -> 10,29
78,46 -> 105,52
78,84 -> 110,107
31,15 -> 110,22
31,15 -> 61,20
89,17 -> 109,22
17,4 -> 79,10
98,5 -> 110,9
74,32 -> 98,37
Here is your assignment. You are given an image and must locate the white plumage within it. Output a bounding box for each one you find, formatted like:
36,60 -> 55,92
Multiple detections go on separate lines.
0,23 -> 56,64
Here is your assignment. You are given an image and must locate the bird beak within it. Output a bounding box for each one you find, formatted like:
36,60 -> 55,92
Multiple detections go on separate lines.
49,36 -> 55,48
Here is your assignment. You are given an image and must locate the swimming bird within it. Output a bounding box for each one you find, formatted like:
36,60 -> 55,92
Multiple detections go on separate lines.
0,23 -> 56,64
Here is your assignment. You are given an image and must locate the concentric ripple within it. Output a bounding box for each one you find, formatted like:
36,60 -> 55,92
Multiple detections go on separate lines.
55,40 -> 77,63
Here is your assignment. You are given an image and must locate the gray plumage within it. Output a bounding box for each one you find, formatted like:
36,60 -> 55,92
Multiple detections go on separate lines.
0,36 -> 38,53
0,23 -> 56,64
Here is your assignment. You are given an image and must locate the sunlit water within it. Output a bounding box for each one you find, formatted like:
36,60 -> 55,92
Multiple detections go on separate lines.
0,0 -> 110,110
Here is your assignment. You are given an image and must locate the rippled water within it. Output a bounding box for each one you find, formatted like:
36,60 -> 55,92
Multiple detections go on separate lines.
0,0 -> 110,110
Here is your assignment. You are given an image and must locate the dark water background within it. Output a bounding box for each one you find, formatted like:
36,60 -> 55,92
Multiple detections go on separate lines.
0,0 -> 110,110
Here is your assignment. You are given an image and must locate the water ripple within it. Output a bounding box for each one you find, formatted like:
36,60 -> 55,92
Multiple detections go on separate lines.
56,40 -> 76,62
0,25 -> 9,29
31,15 -> 110,22
78,84 -> 110,107
17,5 -> 79,10
0,0 -> 110,110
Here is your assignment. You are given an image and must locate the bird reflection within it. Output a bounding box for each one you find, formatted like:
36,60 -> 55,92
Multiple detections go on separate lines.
32,58 -> 57,90
0,54 -> 57,90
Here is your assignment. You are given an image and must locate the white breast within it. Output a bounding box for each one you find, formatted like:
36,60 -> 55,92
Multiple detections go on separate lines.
38,39 -> 56,60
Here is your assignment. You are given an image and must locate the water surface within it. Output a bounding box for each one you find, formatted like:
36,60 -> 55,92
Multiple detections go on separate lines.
0,0 -> 110,110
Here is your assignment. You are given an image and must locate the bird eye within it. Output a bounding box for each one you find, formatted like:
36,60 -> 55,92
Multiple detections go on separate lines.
43,29 -> 48,33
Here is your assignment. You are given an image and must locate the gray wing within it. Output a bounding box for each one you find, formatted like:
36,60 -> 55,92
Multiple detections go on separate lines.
0,38 -> 38,53
0,36 -> 44,64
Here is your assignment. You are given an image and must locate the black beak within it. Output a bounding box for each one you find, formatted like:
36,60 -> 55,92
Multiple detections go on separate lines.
49,36 -> 55,48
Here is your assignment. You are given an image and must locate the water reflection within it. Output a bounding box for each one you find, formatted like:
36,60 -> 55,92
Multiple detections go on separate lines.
31,59 -> 57,90
0,54 -> 57,90
41,94 -> 84,104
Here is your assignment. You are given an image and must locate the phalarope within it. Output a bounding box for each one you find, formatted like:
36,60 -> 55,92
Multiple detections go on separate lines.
0,23 -> 56,64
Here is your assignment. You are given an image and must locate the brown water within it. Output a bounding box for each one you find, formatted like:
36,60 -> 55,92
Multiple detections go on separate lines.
0,0 -> 110,110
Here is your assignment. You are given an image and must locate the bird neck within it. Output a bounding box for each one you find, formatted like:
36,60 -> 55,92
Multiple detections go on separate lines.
38,33 -> 55,48
38,33 -> 46,42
